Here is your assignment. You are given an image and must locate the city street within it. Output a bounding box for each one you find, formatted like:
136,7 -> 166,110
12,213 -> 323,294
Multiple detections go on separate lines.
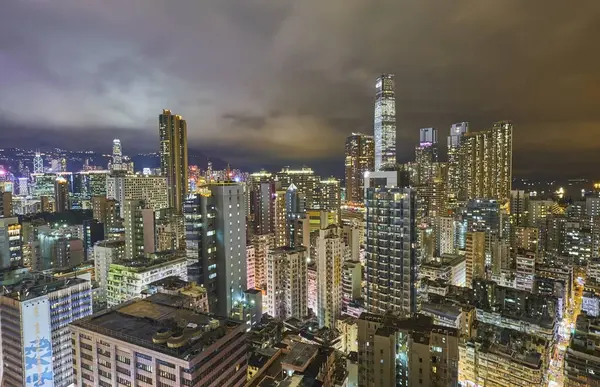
548,277 -> 584,386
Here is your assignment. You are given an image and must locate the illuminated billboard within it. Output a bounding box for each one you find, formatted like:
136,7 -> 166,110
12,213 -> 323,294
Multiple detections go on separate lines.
22,297 -> 54,387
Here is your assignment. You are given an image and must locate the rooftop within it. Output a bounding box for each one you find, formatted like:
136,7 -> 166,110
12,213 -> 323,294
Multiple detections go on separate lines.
71,293 -> 242,360
111,252 -> 186,271
1,273 -> 88,301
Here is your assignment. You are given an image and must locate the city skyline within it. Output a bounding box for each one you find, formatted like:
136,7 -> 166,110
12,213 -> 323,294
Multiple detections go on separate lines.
1,1 -> 600,178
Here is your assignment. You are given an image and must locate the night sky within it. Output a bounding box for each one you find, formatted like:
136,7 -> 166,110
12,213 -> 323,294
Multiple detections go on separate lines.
1,1 -> 600,178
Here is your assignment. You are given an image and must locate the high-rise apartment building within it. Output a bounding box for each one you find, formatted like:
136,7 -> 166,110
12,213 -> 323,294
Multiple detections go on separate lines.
447,122 -> 469,200
465,231 -> 486,287
251,181 -> 277,236
0,275 -> 92,387
374,74 -> 396,171
342,260 -> 362,313
345,133 -> 374,203
276,166 -> 320,208
71,293 -> 248,387
123,199 -> 155,260
249,233 -> 272,290
318,177 -> 342,214
159,109 -> 188,212
0,217 -> 22,269
266,246 -> 307,320
357,313 -> 459,387
285,184 -> 309,249
365,172 -> 418,315
184,183 -> 246,317
106,174 -> 169,217
93,239 -> 125,301
314,225 -> 344,328
460,121 -> 513,201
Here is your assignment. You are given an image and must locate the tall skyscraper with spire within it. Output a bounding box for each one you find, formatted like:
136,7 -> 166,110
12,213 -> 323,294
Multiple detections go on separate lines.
33,151 -> 44,174
111,139 -> 123,171
374,74 -> 396,171
159,109 -> 188,213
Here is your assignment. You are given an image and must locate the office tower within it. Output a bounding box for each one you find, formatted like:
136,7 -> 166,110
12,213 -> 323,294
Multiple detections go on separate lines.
93,239 -> 125,301
345,133 -> 374,203
342,260 -> 362,313
461,199 -> 502,251
106,174 -> 169,217
415,127 -> 439,185
71,293 -> 248,387
465,231 -> 485,286
107,252 -> 188,307
0,217 -> 22,269
159,109 -> 188,212
374,74 -> 396,171
276,166 -> 320,208
0,276 -> 92,387
447,122 -> 469,200
365,172 -> 418,315
17,177 -> 28,196
184,193 -> 218,312
0,191 -> 12,217
266,246 -> 307,320
111,138 -> 123,171
285,184 -> 308,249
83,218 -> 105,260
252,181 -> 277,235
33,151 -> 44,173
460,121 -> 513,201
315,225 -> 344,328
54,176 -> 69,212
123,199 -> 155,260
358,313 -> 459,387
184,183 -> 246,317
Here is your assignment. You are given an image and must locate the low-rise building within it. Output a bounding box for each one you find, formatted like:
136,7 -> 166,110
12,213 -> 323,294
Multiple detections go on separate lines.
106,252 -> 187,307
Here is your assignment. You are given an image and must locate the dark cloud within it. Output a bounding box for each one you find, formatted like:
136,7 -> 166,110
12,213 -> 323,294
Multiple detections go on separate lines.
1,0 -> 600,177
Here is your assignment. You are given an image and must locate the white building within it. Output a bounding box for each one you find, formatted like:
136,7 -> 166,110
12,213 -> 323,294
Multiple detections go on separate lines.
93,239 -> 125,301
106,253 -> 187,307
266,246 -> 307,320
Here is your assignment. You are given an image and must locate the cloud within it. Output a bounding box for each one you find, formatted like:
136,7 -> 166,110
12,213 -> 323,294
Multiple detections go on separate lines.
1,0 -> 600,176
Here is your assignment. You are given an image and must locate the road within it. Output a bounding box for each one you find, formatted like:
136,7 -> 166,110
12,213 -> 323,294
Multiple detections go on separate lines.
547,276 -> 584,387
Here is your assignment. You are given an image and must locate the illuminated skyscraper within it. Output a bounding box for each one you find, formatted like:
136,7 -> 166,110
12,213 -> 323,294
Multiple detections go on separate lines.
374,74 -> 396,171
159,109 -> 189,212
111,138 -> 123,171
54,177 -> 70,212
460,121 -> 513,201
447,122 -> 469,200
415,127 -> 439,184
344,133 -> 374,203
33,151 -> 44,174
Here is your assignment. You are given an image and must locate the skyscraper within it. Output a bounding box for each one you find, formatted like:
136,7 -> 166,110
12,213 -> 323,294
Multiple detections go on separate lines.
54,176 -> 70,212
159,109 -> 188,212
184,183 -> 246,317
111,138 -> 123,171
315,225 -> 344,328
460,121 -> 513,201
33,151 -> 44,174
374,74 -> 396,171
447,122 -> 469,200
415,127 -> 439,185
345,133 -> 374,203
365,172 -> 419,315
0,217 -> 22,269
